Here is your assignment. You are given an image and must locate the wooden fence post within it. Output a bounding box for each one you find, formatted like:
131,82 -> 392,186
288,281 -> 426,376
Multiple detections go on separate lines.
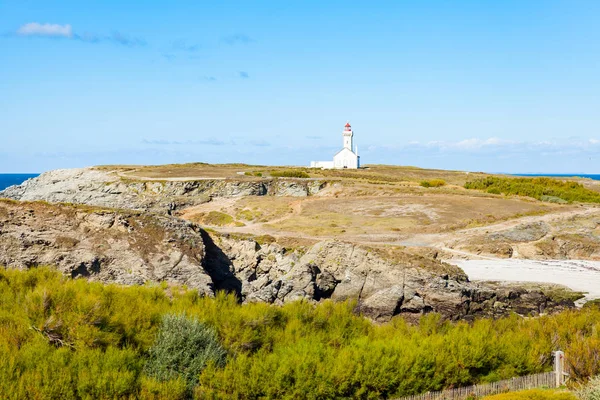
554,350 -> 565,387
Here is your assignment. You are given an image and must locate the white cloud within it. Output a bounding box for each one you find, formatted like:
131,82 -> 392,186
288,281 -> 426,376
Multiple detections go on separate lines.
363,137 -> 600,159
17,22 -> 73,38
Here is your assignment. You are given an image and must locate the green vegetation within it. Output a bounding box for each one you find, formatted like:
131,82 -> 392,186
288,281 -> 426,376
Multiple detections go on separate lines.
577,375 -> 600,400
3,267 -> 600,399
484,389 -> 577,400
244,171 -> 263,177
270,169 -> 311,178
145,314 -> 227,396
190,211 -> 245,227
420,179 -> 446,188
465,177 -> 600,204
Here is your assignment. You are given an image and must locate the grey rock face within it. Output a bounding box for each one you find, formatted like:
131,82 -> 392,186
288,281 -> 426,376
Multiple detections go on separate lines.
0,200 -> 213,294
0,168 -> 328,213
196,234 -> 573,322
490,222 -> 550,243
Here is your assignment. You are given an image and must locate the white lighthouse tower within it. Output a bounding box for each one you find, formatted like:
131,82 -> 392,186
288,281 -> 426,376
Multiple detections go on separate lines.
310,121 -> 360,169
343,122 -> 353,150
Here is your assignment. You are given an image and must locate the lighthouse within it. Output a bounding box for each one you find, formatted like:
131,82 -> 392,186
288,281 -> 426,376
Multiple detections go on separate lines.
310,122 -> 360,169
343,122 -> 353,150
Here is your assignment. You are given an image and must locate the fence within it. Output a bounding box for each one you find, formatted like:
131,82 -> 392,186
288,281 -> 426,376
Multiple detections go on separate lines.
393,371 -> 556,400
393,351 -> 567,400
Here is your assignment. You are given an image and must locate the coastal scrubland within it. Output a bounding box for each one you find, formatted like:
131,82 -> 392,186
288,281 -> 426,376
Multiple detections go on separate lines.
464,177 -> 600,204
2,267 -> 600,399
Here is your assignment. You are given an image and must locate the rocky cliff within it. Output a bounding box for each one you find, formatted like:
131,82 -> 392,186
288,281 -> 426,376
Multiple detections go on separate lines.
0,199 -> 213,292
0,168 -> 327,213
0,199 -> 576,322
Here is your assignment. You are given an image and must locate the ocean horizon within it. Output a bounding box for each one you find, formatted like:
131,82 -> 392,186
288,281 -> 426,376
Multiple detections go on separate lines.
0,173 -> 40,191
510,173 -> 600,180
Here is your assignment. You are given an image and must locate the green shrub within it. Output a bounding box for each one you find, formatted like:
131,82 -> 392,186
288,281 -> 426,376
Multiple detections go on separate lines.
577,375 -> 600,400
144,314 -> 226,395
420,179 -> 446,188
139,376 -> 188,400
485,389 -> 577,400
2,267 -> 600,398
201,211 -> 235,226
244,171 -> 263,177
465,177 -> 600,204
270,169 -> 310,178
540,195 -> 568,204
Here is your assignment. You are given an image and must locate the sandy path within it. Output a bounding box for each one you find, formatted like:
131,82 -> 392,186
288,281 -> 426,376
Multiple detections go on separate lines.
450,258 -> 600,302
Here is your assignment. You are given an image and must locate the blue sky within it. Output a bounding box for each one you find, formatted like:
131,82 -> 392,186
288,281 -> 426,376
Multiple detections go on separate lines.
1,0 -> 600,173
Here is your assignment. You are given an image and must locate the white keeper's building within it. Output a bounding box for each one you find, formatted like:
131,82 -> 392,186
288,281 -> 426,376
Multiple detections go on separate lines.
310,122 -> 360,169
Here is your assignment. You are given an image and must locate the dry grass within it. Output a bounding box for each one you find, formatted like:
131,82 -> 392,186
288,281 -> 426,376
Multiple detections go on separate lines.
94,162 -> 493,186
263,195 -> 554,239
309,164 -> 491,186
233,197 -> 294,223
188,211 -> 244,227
365,244 -> 466,277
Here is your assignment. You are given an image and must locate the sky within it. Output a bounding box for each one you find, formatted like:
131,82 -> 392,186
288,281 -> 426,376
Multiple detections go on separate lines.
1,0 -> 600,174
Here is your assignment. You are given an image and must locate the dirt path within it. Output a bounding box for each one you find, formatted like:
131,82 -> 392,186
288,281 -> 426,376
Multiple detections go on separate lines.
179,196 -> 321,237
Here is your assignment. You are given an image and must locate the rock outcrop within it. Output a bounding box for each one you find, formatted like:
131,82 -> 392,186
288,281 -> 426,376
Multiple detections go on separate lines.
0,168 -> 327,213
0,199 -> 576,322
0,200 -> 213,293
205,234 -> 574,321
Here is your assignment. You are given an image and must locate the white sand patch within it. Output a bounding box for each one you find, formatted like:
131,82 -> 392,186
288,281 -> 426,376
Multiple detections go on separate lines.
449,259 -> 600,301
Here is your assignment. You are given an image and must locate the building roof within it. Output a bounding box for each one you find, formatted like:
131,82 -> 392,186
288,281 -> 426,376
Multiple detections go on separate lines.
333,147 -> 358,157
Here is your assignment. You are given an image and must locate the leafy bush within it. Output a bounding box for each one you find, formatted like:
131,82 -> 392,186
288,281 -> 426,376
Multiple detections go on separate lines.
485,389 -> 577,400
465,177 -> 600,204
144,314 -> 226,395
577,375 -> 600,400
244,171 -> 263,177
2,267 -> 600,398
420,179 -> 446,188
270,169 -> 311,178
541,195 -> 569,204
192,211 -> 236,226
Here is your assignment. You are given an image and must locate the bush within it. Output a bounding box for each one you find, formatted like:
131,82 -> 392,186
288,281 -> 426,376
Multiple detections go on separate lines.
420,179 -> 446,188
465,177 -> 600,204
144,314 -> 227,394
577,375 -> 600,400
541,195 -> 568,204
270,169 -> 310,178
199,211 -> 235,226
2,267 -> 600,398
485,389 -> 577,400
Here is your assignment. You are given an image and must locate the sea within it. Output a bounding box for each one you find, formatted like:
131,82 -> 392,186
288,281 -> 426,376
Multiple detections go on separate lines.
512,174 -> 600,180
0,174 -> 40,191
